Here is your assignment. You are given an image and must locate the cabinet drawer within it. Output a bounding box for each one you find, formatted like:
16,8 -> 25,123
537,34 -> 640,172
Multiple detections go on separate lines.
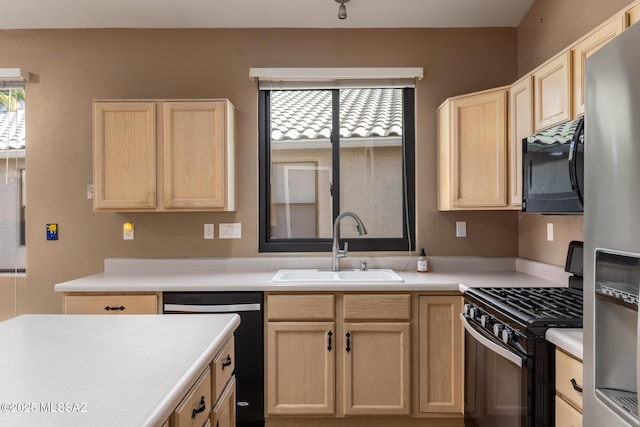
556,395 -> 583,427
211,376 -> 236,427
267,294 -> 335,320
173,367 -> 212,427
556,349 -> 583,411
343,294 -> 411,320
212,337 -> 235,401
64,294 -> 158,314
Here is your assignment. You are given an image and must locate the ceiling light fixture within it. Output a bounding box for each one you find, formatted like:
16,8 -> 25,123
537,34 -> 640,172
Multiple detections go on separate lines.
335,0 -> 350,20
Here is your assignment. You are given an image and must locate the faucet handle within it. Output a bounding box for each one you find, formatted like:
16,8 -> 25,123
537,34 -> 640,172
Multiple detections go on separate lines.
343,242 -> 348,256
360,259 -> 368,271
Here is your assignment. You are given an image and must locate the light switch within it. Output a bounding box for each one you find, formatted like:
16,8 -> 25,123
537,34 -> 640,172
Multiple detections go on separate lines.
219,223 -> 241,239
547,223 -> 554,241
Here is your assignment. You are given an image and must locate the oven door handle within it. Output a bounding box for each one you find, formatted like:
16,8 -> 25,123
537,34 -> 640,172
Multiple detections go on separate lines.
460,313 -> 524,367
164,303 -> 261,313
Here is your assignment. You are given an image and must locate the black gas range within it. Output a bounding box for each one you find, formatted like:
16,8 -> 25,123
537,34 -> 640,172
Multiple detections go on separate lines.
462,243 -> 584,427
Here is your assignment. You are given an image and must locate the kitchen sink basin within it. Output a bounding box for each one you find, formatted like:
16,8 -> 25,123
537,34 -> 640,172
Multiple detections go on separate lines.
271,268 -> 404,283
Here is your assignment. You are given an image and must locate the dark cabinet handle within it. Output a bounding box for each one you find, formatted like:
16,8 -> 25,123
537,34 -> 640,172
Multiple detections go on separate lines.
327,331 -> 333,351
346,332 -> 351,353
222,355 -> 232,370
191,396 -> 206,418
216,421 -> 219,427
104,306 -> 125,311
570,378 -> 583,393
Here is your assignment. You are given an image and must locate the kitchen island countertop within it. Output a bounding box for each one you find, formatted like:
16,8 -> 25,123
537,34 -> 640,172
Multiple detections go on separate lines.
0,314 -> 239,427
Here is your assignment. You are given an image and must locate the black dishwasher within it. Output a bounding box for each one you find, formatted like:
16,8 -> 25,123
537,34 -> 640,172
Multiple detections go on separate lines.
163,292 -> 264,427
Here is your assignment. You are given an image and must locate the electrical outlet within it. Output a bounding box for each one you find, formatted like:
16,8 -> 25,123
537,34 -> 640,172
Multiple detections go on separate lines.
219,223 -> 241,239
204,224 -> 215,240
87,184 -> 94,200
123,222 -> 134,240
456,221 -> 467,238
547,223 -> 554,241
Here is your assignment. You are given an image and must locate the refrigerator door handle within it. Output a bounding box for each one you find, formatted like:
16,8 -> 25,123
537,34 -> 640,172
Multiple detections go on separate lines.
569,117 -> 585,207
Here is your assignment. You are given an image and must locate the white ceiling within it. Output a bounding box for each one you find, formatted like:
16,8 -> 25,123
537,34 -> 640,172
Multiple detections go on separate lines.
0,0 -> 535,30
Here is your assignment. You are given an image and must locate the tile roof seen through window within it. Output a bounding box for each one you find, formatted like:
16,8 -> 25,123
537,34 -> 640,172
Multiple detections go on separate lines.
0,110 -> 25,150
270,88 -> 403,142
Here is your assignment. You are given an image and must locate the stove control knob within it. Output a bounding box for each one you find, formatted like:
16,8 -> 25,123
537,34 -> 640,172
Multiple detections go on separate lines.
463,304 -> 471,316
480,314 -> 489,328
502,328 -> 513,345
493,323 -> 503,337
469,307 -> 477,319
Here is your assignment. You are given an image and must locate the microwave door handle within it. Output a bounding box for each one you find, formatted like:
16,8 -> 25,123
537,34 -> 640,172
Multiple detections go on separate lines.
460,313 -> 523,367
568,118 -> 585,206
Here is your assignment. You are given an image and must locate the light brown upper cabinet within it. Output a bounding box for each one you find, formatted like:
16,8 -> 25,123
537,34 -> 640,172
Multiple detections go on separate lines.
438,87 -> 509,210
533,52 -> 572,131
627,3 -> 640,27
93,99 -> 235,212
572,16 -> 624,117
508,76 -> 533,208
93,102 -> 157,210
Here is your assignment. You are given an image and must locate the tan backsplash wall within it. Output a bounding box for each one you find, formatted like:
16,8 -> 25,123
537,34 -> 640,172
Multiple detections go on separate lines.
0,28 -> 519,315
516,0 -> 635,266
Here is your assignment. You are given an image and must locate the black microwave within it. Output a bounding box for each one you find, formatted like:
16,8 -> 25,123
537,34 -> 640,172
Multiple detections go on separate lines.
522,117 -> 584,214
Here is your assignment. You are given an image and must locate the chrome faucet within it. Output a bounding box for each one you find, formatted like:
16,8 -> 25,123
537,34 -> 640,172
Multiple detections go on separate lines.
332,212 -> 368,271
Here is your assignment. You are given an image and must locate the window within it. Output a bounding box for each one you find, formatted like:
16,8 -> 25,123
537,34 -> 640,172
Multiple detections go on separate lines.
0,85 -> 26,272
259,87 -> 415,252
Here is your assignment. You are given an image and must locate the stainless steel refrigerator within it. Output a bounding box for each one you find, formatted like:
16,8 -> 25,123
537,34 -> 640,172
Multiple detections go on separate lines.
585,20 -> 640,427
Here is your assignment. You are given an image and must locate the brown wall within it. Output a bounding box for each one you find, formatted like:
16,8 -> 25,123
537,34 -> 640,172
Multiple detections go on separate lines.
517,0 -> 633,75
0,28 -> 519,316
516,0 -> 635,266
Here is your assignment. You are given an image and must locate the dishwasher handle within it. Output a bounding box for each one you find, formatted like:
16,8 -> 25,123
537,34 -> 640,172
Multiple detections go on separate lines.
164,303 -> 261,313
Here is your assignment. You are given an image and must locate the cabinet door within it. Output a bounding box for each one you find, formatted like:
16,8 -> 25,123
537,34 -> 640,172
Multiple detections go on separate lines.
162,101 -> 233,210
418,296 -> 463,414
572,17 -> 623,117
267,322 -> 335,415
93,102 -> 157,210
627,4 -> 640,27
343,322 -> 411,415
172,367 -> 212,427
441,88 -> 508,209
211,376 -> 236,427
508,76 -> 533,208
556,395 -> 583,427
534,52 -> 571,131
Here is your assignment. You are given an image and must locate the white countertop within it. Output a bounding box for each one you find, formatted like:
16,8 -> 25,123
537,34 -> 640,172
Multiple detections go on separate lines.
546,328 -> 583,360
0,314 -> 240,427
54,256 -> 569,293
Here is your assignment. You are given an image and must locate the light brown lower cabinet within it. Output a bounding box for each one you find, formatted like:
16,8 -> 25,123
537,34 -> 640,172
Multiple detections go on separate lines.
63,293 -> 159,314
267,321 -> 336,415
418,296 -> 464,414
266,292 -> 464,426
343,322 -> 411,415
160,336 -> 236,427
172,367 -> 212,427
212,377 -> 236,427
555,349 -> 583,427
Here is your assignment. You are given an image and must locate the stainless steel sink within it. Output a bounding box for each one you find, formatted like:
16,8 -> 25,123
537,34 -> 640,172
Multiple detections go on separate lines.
271,268 -> 404,283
